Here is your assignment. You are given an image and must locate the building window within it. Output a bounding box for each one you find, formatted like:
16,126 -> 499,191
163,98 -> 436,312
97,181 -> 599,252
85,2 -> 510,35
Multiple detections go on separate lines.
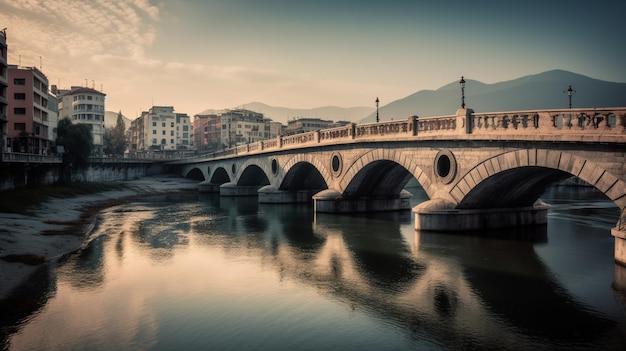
183,125 -> 189,131
171,122 -> 174,127
13,78 -> 25,85
162,130 -> 165,135
170,131 -> 174,136
152,121 -> 156,127
170,139 -> 174,144
153,130 -> 156,134
152,138 -> 157,144
162,122 -> 165,127
161,138 -> 166,145
14,107 -> 26,115
14,123 -> 26,131
14,93 -> 26,100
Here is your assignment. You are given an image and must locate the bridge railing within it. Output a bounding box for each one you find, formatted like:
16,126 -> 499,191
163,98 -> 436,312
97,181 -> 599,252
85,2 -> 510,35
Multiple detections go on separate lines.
468,108 -> 626,141
0,152 -> 62,164
176,107 -> 626,163
354,118 -> 415,139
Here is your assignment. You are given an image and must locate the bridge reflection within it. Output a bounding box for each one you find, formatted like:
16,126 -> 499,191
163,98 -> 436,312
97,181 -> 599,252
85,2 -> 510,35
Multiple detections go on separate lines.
2,193 -> 625,350
212,197 -> 625,348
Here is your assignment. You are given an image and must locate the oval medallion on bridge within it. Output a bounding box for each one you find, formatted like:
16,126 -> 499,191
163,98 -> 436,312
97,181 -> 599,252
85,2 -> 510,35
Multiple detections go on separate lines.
231,164 -> 236,174
271,158 -> 278,176
331,153 -> 342,177
434,149 -> 457,184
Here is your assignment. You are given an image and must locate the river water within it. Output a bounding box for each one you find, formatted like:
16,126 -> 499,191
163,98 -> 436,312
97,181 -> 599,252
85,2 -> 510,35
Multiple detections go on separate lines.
2,184 -> 626,350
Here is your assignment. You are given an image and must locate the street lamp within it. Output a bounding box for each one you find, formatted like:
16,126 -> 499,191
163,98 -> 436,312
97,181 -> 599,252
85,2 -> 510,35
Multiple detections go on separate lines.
375,97 -> 380,123
459,76 -> 466,109
564,85 -> 576,109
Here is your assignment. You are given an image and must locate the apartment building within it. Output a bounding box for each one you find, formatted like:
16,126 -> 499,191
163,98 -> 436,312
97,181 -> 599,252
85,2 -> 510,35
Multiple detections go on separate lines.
55,85 -> 106,155
0,29 -> 7,152
220,109 -> 270,148
128,106 -> 191,154
193,112 -> 221,153
7,65 -> 51,154
284,117 -> 340,135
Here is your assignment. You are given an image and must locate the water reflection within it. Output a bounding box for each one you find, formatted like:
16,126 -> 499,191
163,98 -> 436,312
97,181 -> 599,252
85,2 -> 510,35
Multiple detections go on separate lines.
3,187 -> 626,350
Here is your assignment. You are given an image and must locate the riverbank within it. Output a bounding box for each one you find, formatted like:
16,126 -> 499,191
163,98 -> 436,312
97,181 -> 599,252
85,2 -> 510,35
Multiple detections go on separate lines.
0,175 -> 199,299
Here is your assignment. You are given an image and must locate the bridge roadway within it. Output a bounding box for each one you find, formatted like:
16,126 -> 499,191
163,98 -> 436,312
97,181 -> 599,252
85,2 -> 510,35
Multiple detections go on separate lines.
169,107 -> 626,265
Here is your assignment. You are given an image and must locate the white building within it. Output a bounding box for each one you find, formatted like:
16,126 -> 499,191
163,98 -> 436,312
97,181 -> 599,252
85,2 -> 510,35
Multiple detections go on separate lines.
129,106 -> 191,154
55,85 -> 106,155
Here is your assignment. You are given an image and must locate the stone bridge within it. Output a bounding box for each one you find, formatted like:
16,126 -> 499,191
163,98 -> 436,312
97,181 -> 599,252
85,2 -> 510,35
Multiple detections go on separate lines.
169,107 -> 626,264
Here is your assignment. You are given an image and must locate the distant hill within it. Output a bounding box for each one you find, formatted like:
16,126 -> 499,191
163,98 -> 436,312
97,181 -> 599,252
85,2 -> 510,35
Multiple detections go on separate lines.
360,70 -> 626,123
104,111 -> 132,131
196,102 -> 374,124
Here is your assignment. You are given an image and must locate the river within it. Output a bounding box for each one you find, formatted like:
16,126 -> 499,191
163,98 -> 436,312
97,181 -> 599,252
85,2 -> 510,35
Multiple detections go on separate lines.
2,184 -> 625,350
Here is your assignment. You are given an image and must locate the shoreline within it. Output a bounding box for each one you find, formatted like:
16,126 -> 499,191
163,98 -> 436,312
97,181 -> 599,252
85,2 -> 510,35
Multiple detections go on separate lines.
0,175 -> 199,300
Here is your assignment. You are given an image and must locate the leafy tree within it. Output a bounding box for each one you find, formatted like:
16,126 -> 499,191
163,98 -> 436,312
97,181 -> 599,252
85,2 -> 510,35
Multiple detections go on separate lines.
56,117 -> 93,168
104,111 -> 128,156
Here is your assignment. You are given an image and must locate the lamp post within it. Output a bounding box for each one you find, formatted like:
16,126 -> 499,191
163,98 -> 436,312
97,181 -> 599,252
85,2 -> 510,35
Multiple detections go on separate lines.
459,76 -> 466,109
375,97 -> 380,123
564,85 -> 576,109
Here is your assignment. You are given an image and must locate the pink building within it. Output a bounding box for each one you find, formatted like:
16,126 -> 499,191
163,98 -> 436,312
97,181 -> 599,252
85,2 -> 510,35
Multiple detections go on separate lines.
7,65 -> 50,154
193,112 -> 221,153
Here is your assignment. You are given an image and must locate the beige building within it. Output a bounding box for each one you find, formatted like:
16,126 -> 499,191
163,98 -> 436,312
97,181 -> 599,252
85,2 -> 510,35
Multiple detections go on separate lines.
55,85 -> 106,155
128,106 -> 191,155
219,109 -> 282,148
284,117 -> 349,135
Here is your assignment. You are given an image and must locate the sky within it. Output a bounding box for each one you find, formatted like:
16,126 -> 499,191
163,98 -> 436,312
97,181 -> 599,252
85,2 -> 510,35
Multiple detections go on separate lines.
1,0 -> 625,118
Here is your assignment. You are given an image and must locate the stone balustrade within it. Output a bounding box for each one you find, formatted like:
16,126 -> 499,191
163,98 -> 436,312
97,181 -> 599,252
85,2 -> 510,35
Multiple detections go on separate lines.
185,107 -> 626,162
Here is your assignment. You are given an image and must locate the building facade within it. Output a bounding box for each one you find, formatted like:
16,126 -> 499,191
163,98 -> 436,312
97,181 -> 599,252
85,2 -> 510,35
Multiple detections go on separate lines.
128,106 -> 192,155
7,65 -> 51,154
0,29 -> 7,152
220,109 -> 268,148
284,117 -> 339,135
193,112 -> 222,153
55,85 -> 106,155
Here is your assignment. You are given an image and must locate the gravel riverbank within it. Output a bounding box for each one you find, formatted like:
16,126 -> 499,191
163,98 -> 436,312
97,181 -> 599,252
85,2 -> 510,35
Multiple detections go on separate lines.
0,175 -> 199,299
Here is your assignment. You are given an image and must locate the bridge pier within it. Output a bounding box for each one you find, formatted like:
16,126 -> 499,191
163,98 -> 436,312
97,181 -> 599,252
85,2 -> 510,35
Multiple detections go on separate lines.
258,185 -> 317,204
219,182 -> 263,197
313,189 -> 413,213
612,228 -> 626,266
413,199 -> 549,231
198,180 -> 221,193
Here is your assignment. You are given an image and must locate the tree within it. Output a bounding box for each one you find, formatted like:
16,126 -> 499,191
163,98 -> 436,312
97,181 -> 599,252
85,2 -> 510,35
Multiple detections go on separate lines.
104,111 -> 128,156
56,117 -> 93,168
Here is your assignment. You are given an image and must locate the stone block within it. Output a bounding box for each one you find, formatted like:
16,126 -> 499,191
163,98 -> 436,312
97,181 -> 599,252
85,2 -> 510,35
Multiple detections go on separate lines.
545,150 -> 561,169
579,162 -> 605,185
595,171 -> 619,194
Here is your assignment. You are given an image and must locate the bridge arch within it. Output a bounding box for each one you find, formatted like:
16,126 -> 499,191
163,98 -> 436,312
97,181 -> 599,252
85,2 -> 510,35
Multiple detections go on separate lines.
185,167 -> 205,181
236,160 -> 271,187
453,149 -> 626,212
281,153 -> 333,190
209,166 -> 231,185
341,149 -> 431,198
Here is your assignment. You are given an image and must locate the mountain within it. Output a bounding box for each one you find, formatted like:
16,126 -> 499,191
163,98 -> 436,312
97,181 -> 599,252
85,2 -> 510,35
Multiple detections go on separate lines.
360,70 -> 626,123
197,102 -> 374,125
